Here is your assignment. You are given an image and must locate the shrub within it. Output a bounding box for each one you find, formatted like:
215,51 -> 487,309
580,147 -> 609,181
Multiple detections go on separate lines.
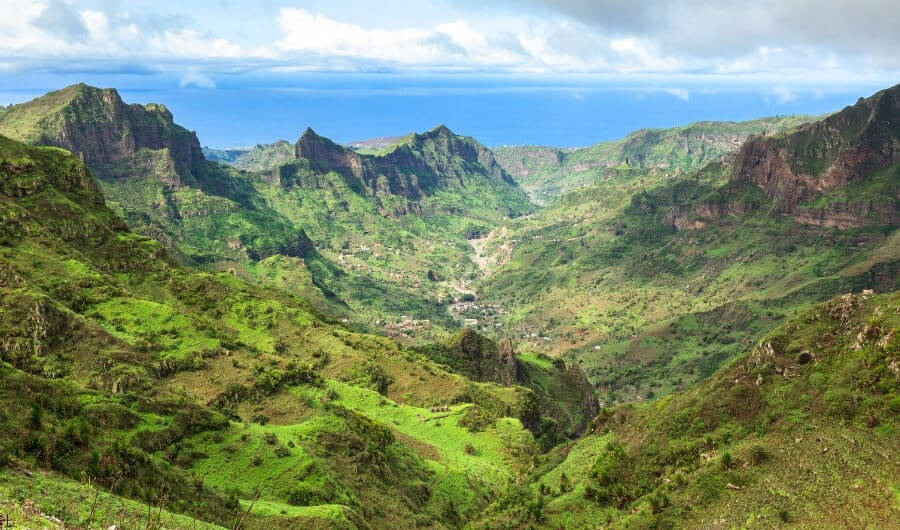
719,451 -> 733,470
343,362 -> 393,395
747,444 -> 770,465
824,389 -> 859,420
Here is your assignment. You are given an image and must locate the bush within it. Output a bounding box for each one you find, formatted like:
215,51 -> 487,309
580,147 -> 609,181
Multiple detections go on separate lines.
287,482 -> 328,506
719,451 -> 733,470
824,389 -> 859,420
747,444 -> 770,465
343,362 -> 393,395
459,406 -> 494,432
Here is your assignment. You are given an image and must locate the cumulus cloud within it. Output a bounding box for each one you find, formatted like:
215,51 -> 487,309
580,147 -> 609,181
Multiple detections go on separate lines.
0,0 -> 251,67
0,0 -> 896,79
275,9 -> 528,68
179,70 -> 215,89
524,0 -> 900,71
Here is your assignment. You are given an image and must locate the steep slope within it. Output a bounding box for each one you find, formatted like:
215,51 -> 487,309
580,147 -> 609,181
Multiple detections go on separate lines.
475,290 -> 899,528
0,134 -> 563,528
476,85 -> 898,405
0,85 -> 536,339
0,83 -> 203,179
666,84 -> 900,230
0,85 -> 325,287
288,125 -> 526,207
492,115 -> 812,203
248,125 -> 535,337
416,328 -> 599,448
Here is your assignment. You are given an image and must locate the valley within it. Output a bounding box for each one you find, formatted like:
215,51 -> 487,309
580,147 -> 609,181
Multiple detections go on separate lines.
0,81 -> 897,529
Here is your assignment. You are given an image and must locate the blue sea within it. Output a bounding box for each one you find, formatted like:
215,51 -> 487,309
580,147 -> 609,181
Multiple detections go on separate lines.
0,72 -> 891,149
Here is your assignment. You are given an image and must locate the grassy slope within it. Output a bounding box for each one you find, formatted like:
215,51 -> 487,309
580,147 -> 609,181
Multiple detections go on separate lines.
0,86 -> 537,340
492,115 -> 812,203
474,291 -> 899,528
478,122 -> 898,404
0,135 -> 545,528
250,130 -> 536,339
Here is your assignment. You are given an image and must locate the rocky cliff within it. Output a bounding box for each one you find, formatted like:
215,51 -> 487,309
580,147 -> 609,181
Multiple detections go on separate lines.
291,125 -> 520,200
418,328 -> 599,441
733,85 -> 899,210
0,84 -> 204,187
663,85 -> 900,231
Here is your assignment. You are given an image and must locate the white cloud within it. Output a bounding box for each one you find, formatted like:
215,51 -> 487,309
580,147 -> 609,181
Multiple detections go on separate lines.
179,71 -> 215,89
0,1 -> 895,79
663,88 -> 690,101
767,86 -> 797,104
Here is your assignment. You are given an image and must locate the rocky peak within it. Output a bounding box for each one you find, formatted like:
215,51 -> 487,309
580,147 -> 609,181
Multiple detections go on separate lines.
445,327 -> 519,386
731,84 -> 900,213
290,125 -> 525,204
0,84 -> 205,186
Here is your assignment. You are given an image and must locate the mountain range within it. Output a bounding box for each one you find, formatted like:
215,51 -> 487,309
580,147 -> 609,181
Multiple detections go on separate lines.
0,82 -> 897,528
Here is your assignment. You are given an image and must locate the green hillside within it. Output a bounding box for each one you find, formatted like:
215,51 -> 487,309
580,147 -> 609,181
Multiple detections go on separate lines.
0,85 -> 535,340
492,115 -> 813,203
474,86 -> 899,405
474,291 -> 900,528
0,79 -> 897,529
0,134 -> 589,528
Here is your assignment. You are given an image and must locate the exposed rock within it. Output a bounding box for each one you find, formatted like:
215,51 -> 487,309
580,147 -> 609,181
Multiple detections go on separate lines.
289,125 -> 522,203
0,84 -> 205,187
729,84 -> 899,224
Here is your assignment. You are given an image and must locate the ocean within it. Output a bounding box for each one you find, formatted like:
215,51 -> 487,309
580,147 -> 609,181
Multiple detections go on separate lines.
0,72 -> 889,149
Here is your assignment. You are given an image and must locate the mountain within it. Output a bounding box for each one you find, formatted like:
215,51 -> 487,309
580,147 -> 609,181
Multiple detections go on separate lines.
0,84 -> 315,261
290,125 -> 523,203
473,85 -> 899,405
0,132 -> 591,528
202,145 -> 252,164
204,141 -> 295,172
0,83 -> 203,184
0,85 -> 534,339
0,77 -> 898,529
665,85 -> 900,230
475,290 -> 899,528
249,125 -> 534,336
492,115 -> 813,203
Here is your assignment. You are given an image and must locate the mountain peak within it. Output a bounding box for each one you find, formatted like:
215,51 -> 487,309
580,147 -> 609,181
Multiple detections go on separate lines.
429,124 -> 454,136
0,83 -> 204,181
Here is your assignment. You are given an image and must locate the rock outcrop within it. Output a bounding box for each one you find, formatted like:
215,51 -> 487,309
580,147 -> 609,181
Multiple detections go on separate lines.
290,125 -> 519,200
420,327 -> 599,442
442,327 -> 519,386
731,85 -> 899,213
0,84 -> 205,186
664,84 -> 900,231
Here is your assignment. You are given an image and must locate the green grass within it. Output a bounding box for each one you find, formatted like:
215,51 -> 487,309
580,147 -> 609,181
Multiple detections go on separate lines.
476,292 -> 900,528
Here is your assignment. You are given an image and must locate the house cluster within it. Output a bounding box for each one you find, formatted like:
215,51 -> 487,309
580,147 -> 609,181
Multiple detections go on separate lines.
383,315 -> 432,338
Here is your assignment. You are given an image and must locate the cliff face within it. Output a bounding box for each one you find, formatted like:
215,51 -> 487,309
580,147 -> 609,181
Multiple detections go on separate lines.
730,84 -> 899,219
0,84 -> 204,186
292,125 -> 519,200
421,328 -> 599,443
664,85 -> 900,231
442,327 -> 519,386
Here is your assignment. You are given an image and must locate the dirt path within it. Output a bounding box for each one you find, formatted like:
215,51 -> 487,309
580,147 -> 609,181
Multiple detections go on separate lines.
469,226 -> 512,274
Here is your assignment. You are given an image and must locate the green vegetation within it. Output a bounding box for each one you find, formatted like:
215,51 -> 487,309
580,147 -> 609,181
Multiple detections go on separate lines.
0,81 -> 897,529
475,292 -> 900,528
0,134 -> 555,528
492,115 -> 814,203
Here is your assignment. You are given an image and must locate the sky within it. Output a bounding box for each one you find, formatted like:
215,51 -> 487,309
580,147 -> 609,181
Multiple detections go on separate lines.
0,1 -> 898,146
